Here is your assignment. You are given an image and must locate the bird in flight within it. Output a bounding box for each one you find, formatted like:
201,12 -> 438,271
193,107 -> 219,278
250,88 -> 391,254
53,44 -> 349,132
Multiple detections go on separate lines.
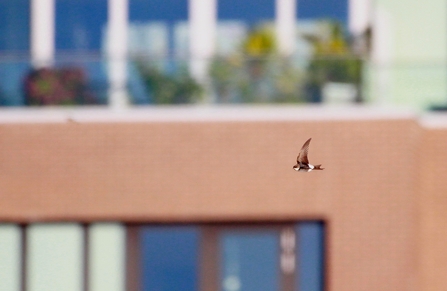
293,138 -> 324,172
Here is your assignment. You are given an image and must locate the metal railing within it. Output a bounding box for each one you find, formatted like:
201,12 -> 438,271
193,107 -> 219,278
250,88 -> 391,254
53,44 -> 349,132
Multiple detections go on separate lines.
0,54 -> 365,106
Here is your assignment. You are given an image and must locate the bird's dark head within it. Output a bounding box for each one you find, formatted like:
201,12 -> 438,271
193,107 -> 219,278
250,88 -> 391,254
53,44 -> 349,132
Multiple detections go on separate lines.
293,164 -> 300,171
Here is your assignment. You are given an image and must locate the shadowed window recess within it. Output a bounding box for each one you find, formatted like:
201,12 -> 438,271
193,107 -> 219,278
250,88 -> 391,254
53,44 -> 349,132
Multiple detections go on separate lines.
128,222 -> 325,291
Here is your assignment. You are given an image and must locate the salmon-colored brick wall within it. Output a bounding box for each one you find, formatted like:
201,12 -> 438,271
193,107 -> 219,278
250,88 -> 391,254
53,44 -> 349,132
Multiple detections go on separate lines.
0,108 -> 436,291
420,128 -> 447,291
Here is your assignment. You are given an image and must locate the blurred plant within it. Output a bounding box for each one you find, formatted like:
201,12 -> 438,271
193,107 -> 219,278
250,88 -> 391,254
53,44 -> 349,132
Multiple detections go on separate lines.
137,62 -> 203,104
24,67 -> 98,105
209,24 -> 305,103
242,25 -> 276,57
304,21 -> 363,102
243,25 -> 276,86
209,56 -> 247,103
273,59 -> 306,103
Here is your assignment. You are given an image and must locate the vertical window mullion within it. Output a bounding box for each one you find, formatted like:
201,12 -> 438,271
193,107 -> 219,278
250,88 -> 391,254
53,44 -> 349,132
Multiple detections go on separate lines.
200,226 -> 220,291
280,226 -> 296,291
125,225 -> 141,291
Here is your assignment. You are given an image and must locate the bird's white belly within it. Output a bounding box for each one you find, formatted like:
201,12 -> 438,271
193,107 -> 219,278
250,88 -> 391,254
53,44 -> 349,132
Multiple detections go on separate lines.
294,164 -> 314,172
297,164 -> 314,172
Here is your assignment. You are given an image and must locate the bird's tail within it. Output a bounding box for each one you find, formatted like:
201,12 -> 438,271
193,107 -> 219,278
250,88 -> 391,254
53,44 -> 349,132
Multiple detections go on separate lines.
314,164 -> 324,170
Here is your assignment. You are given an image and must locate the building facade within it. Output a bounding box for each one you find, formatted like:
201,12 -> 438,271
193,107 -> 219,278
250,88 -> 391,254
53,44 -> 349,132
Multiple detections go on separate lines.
1,106 -> 447,291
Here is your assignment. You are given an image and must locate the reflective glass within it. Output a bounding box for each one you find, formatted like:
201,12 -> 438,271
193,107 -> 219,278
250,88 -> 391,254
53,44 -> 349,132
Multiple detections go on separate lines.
296,222 -> 325,291
55,0 -> 107,51
141,226 -> 200,291
220,230 -> 279,291
0,0 -> 30,51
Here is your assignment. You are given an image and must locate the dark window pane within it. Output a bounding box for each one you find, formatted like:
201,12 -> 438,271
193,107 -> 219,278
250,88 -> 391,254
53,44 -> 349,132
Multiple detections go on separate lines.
220,231 -> 279,291
297,0 -> 348,24
296,222 -> 325,291
55,0 -> 107,51
0,0 -> 30,51
141,226 -> 200,291
0,61 -> 29,106
0,0 -> 30,105
129,0 -> 187,22
128,0 -> 188,57
217,0 -> 275,24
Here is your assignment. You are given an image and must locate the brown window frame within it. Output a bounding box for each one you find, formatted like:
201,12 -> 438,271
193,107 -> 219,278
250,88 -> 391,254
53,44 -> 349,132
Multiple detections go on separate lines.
125,222 -> 298,291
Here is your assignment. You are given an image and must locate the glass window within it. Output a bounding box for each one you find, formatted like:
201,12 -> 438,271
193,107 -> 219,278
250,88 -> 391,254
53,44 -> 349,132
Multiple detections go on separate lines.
0,0 -> 30,106
0,0 -> 30,52
217,0 -> 275,24
50,0 -> 109,105
297,222 -> 325,291
216,0 -> 274,56
132,222 -> 325,291
127,0 -> 191,105
141,226 -> 200,291
220,230 -> 279,291
129,0 -> 188,57
297,0 -> 348,25
55,0 -> 107,51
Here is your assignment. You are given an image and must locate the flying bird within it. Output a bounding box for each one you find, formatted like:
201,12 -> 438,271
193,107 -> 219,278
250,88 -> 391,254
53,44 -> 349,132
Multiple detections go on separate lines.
293,138 -> 324,172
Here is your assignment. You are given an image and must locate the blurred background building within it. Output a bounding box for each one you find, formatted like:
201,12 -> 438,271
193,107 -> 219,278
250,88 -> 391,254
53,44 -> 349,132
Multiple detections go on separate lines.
1,1 -> 447,291
2,0 -> 444,109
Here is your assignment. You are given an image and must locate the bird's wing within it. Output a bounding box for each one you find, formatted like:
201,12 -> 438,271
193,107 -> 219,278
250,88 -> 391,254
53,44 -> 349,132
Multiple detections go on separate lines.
296,138 -> 311,164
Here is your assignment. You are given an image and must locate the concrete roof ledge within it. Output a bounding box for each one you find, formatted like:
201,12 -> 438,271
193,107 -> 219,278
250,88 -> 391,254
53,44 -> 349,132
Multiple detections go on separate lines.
420,112 -> 447,128
0,105 -> 418,124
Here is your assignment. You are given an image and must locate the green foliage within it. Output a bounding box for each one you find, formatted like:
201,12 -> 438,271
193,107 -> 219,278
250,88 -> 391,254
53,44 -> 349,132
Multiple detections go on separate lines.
209,56 -> 306,103
242,26 -> 277,57
209,25 -> 305,103
138,63 -> 203,104
24,67 -> 98,105
306,21 -> 363,85
136,21 -> 363,105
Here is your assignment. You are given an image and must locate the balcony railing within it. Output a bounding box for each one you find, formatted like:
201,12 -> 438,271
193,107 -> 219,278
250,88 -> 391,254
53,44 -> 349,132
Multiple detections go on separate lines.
0,54 -> 364,106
